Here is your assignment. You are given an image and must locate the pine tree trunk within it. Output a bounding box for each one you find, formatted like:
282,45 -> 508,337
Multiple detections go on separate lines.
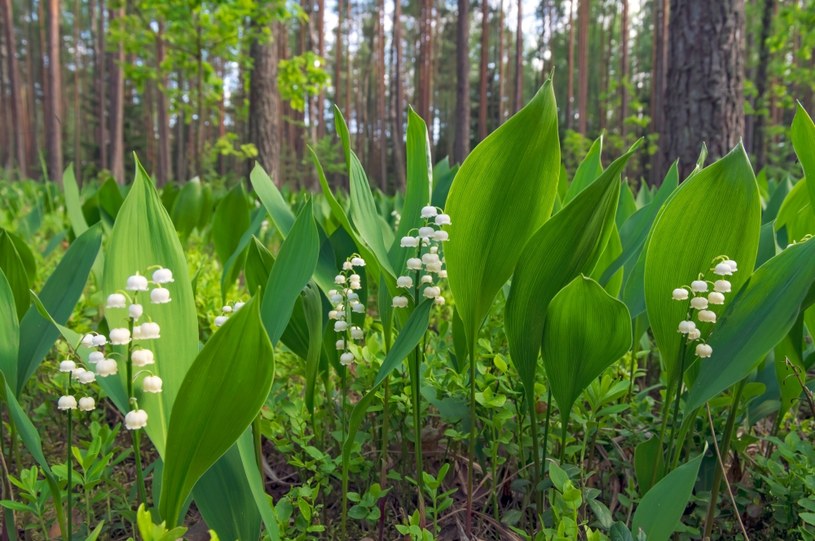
566,0 -> 575,129
478,0 -> 489,140
513,0 -> 522,112
391,0 -> 406,188
648,0 -> 668,184
497,0 -> 505,123
249,22 -> 280,184
751,0 -> 776,170
620,0 -> 629,137
72,0 -> 81,180
316,0 -> 325,138
453,0 -> 470,163
156,22 -> 170,185
417,0 -> 433,124
95,0 -> 107,171
1,0 -> 28,178
45,0 -> 63,184
376,0 -> 387,186
662,0 -> 744,176
335,0 -> 344,116
108,5 -> 124,183
577,0 -> 589,134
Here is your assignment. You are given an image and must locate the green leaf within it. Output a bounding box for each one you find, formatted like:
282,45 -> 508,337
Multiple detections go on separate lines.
159,295 -> 274,526
446,80 -> 561,347
373,301 -> 435,387
0,230 -> 31,320
564,136 -> 603,203
213,183 -> 250,268
16,224 -> 102,394
0,271 -> 19,390
103,160 -> 197,451
245,237 -> 275,294
775,179 -> 815,243
63,164 -> 89,236
634,437 -> 663,496
249,163 -> 296,237
396,108 -> 433,242
542,276 -> 632,424
170,179 -> 204,237
505,145 -> 637,410
791,103 -> 815,211
686,237 -> 815,409
632,452 -> 704,541
301,283 -> 324,415
644,144 -> 761,384
237,431 -> 280,540
261,200 -> 320,345
774,314 -> 805,417
221,208 -> 265,302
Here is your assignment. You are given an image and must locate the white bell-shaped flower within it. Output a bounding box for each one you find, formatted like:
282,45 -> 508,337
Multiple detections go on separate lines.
92,334 -> 107,347
126,274 -> 149,291
435,296 -> 446,306
698,310 -> 717,323
691,280 -> 708,293
425,261 -> 443,273
714,280 -> 731,293
677,320 -> 696,334
421,205 -> 438,219
88,351 -> 104,364
81,334 -> 96,348
78,397 -> 96,411
129,303 -> 144,320
350,326 -> 364,340
432,230 -> 449,242
695,343 -> 713,358
690,297 -> 708,310
233,301 -> 245,311
59,360 -> 76,373
214,316 -> 228,327
401,236 -> 420,248
76,370 -> 96,384
336,339 -> 346,350
392,296 -> 409,308
397,276 -> 413,288
58,395 -> 77,410
351,257 -> 366,267
139,322 -> 161,339
713,262 -> 733,276
222,305 -> 233,313
708,292 -> 725,305
150,287 -> 172,304
351,302 -> 365,313
407,258 -> 422,270
687,328 -> 701,341
335,274 -> 346,285
342,261 -> 353,271
423,286 -> 441,299
438,269 -> 448,279
340,352 -> 355,366
421,253 -> 440,266
418,226 -> 435,238
152,268 -> 174,284
107,293 -> 127,308
672,288 -> 689,301
95,358 -> 118,377
723,259 -> 738,273
125,409 -> 148,430
334,320 -> 348,332
142,375 -> 163,393
131,349 -> 155,367
109,328 -> 131,345
435,214 -> 451,226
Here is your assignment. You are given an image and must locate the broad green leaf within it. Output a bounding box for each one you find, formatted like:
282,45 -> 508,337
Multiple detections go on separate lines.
237,431 -> 280,540
542,276 -> 632,425
644,145 -> 761,384
632,453 -> 704,541
791,103 -> 815,210
0,270 -> 19,405
96,176 -> 125,222
245,237 -> 275,294
430,162 -> 458,208
446,80 -> 560,347
261,200 -> 320,345
564,136 -> 603,203
103,160 -> 197,450
3,229 -> 35,278
396,107 -> 433,243
505,145 -> 637,409
160,295 -> 274,526
775,179 -> 815,243
170,178 -> 203,237
0,230 -> 30,320
592,224 -> 623,295
686,237 -> 815,409
774,314 -> 805,417
301,283 -> 324,415
221,207 -> 265,301
17,224 -> 102,394
63,163 -> 89,236
634,437 -> 662,495
212,183 -> 250,267
249,163 -> 296,236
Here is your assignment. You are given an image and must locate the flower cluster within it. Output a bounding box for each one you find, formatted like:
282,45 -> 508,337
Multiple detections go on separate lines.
329,255 -> 366,367
392,205 -> 450,309
69,267 -> 174,430
213,300 -> 246,328
672,257 -> 737,359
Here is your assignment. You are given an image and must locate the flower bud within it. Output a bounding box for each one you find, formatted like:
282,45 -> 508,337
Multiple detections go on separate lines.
152,268 -> 174,284
672,288 -> 689,301
142,375 -> 163,393
58,395 -> 77,410
150,288 -> 172,304
106,293 -> 127,308
131,349 -> 155,367
78,397 -> 96,411
109,328 -> 131,345
695,343 -> 713,358
125,409 -> 148,430
126,274 -> 149,291
59,360 -> 76,373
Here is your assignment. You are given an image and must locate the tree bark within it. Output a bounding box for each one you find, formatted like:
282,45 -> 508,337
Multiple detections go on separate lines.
1,0 -> 28,177
391,0 -> 406,188
108,4 -> 125,183
751,0 -> 776,170
335,0 -> 344,116
513,0 -> 522,112
478,0 -> 489,140
249,23 -> 280,184
620,0 -> 629,137
566,0 -> 575,129
577,0 -> 589,134
417,0 -> 433,124
648,0 -> 668,184
376,0 -> 387,185
72,0 -> 81,181
45,0 -> 63,184
155,22 -> 171,185
662,0 -> 744,176
316,0 -> 325,138
453,0 -> 470,163
497,0 -> 505,123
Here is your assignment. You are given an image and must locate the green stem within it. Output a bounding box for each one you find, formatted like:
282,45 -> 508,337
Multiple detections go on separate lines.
410,345 -> 426,524
541,388 -> 553,479
126,316 -> 147,507
253,415 -> 263,473
466,336 -> 477,535
667,340 -> 689,467
703,379 -> 746,539
628,325 -> 640,400
559,415 -> 568,462
528,390 -> 542,518
67,408 -> 72,541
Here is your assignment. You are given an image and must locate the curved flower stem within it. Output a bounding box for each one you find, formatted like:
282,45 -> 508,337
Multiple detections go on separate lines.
528,394 -> 542,518
465,334 -> 477,536
667,340 -> 689,467
703,379 -> 746,539
126,315 -> 147,506
65,373 -> 73,541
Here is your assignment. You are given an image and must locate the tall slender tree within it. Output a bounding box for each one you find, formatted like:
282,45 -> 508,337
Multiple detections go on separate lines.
453,0 -> 470,163
649,0 -> 668,184
513,0 -> 522,112
155,22 -> 170,185
576,0 -> 589,134
751,0 -> 776,170
478,0 -> 489,140
620,0 -> 629,137
249,21 -> 280,183
391,0 -> 406,187
45,0 -> 63,184
109,3 -> 125,183
566,0 -> 575,129
1,0 -> 28,177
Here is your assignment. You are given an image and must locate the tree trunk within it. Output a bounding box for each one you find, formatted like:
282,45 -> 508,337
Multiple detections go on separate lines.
1,0 -> 28,178
648,0 -> 668,184
108,5 -> 124,183
45,0 -> 63,184
497,0 -> 505,123
662,0 -> 744,176
478,0 -> 489,140
316,0 -> 325,138
417,0 -> 432,124
566,0 -> 575,129
453,0 -> 470,163
249,23 -> 280,184
176,71 -> 187,181
620,0 -> 629,137
391,0 -> 406,188
195,23 -> 204,177
577,0 -> 589,134
376,0 -> 387,186
751,0 -> 776,171
156,22 -> 171,185
335,0 -> 344,116
95,0 -> 107,171
513,0 -> 522,112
